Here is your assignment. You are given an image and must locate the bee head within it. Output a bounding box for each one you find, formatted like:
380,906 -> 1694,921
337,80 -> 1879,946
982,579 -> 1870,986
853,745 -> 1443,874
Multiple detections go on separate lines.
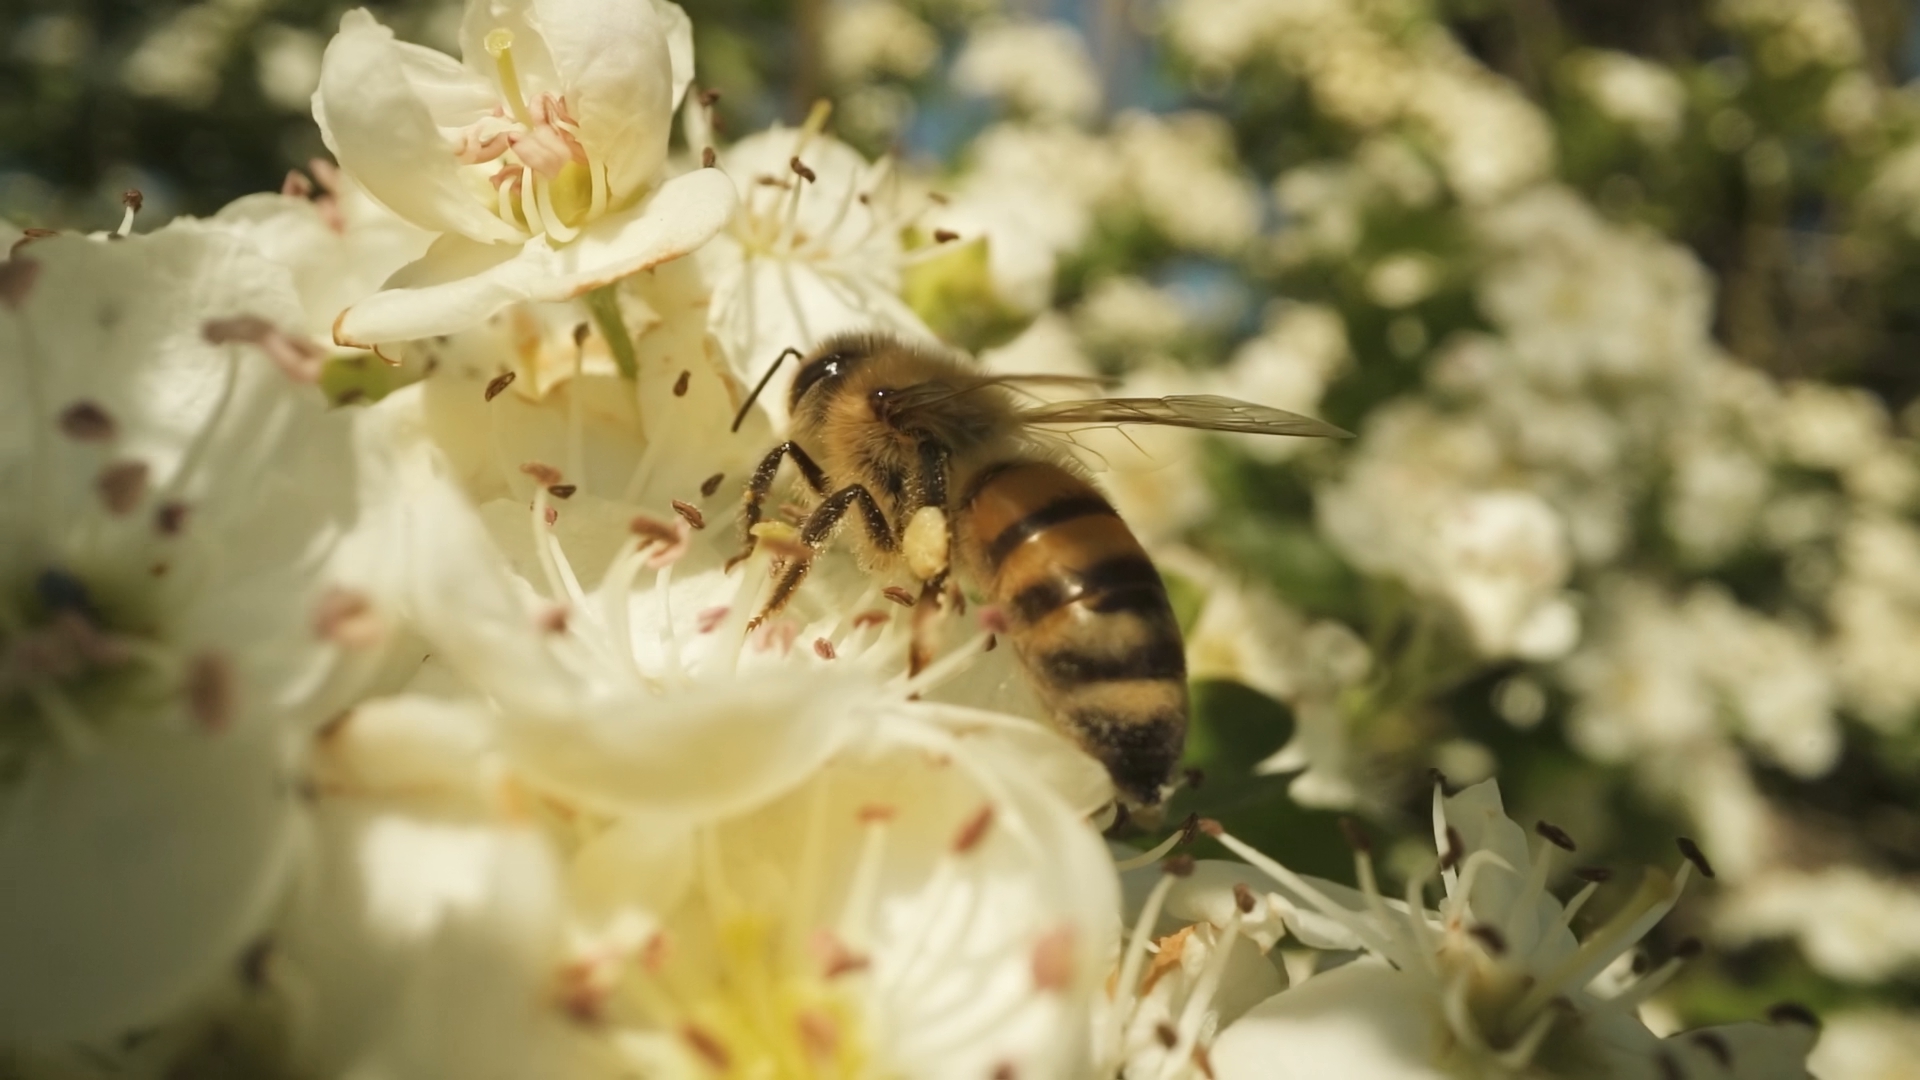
787,331 -> 892,413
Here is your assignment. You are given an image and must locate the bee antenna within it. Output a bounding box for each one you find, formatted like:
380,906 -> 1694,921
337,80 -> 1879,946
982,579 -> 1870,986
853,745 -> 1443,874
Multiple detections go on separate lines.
731,346 -> 803,433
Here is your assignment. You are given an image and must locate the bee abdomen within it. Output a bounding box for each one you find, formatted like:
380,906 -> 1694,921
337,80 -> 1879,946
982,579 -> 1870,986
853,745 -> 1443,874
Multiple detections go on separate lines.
962,461 -> 1188,804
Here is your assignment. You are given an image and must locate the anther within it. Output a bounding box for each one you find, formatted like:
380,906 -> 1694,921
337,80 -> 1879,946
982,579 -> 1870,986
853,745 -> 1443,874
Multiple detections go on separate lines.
953,805 -> 994,853
1467,924 -> 1507,956
539,607 -> 569,633
699,88 -> 721,106
116,190 -> 143,238
1767,1002 -> 1819,1028
790,157 -> 817,183
312,587 -> 380,646
547,484 -> 576,499
672,370 -> 690,396
1441,826 -> 1465,871
671,500 -> 705,529
1155,1023 -> 1179,1049
991,1065 -> 1015,1080
1196,818 -> 1224,838
1673,937 -> 1703,960
1575,866 -> 1612,883
813,636 -> 836,660
984,634 -> 997,651
201,316 -> 325,382
1429,767 -> 1451,794
185,653 -> 235,733
680,1025 -> 731,1071
700,472 -> 725,497
795,1010 -> 840,1062
696,606 -> 729,633
883,586 -> 915,606
58,401 -> 116,441
629,514 -> 679,543
1535,820 -> 1577,852
702,147 -> 717,168
1690,1032 -> 1731,1067
1162,854 -> 1196,877
485,371 -> 517,401
521,461 -> 563,486
154,500 -> 189,536
1184,767 -> 1206,791
1177,812 -> 1202,845
850,609 -> 888,629
856,803 -> 897,824
1233,883 -> 1257,914
1338,816 -> 1372,855
933,228 -> 959,243
281,170 -> 313,198
1675,837 -> 1716,879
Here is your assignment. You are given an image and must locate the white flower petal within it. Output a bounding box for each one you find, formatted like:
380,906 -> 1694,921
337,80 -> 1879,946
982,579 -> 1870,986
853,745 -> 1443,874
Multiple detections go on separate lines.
0,724 -> 300,1040
650,0 -> 696,110
1211,960 -> 1444,1080
335,167 -> 735,346
533,0 -> 674,200
314,10 -> 522,244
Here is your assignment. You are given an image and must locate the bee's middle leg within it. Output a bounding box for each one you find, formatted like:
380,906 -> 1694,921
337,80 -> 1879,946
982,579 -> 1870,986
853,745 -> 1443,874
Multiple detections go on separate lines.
727,441 -> 829,573
746,484 -> 896,630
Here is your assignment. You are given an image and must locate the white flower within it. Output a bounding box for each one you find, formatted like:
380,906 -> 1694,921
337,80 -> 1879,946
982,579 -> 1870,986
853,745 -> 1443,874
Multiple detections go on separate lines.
568,709 -> 1120,1078
1430,491 -> 1580,661
1715,866 -> 1920,983
1474,186 -> 1714,392
1111,111 -> 1262,256
209,160 -> 435,346
1100,859 -> 1292,1080
1563,580 -> 1839,779
314,0 -> 735,347
1807,1010 -> 1920,1079
925,123 -> 1121,314
823,0 -> 940,83
1202,780 -> 1818,1078
697,117 -> 939,426
1571,49 -> 1687,145
954,20 -> 1103,123
271,696 -> 589,1080
0,225 -> 380,1040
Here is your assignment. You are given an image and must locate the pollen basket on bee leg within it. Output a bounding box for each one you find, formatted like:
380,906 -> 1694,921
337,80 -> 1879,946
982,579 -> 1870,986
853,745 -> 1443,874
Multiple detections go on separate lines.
904,506 -> 950,582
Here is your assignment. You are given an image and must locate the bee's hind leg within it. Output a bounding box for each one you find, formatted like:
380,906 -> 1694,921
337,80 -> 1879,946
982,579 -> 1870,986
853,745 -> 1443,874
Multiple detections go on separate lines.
745,483 -> 895,630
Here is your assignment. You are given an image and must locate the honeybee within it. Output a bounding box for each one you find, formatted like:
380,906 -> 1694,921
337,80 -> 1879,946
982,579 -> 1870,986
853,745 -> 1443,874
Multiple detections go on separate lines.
728,332 -> 1349,807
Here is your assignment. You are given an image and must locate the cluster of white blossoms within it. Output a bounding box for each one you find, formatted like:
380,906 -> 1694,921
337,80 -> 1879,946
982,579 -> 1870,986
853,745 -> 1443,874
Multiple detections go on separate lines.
1148,0 -> 1920,1041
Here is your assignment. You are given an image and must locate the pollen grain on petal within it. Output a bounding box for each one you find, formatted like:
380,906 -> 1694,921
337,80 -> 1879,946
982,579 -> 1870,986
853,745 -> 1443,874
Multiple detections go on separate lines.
96,460 -> 150,514
1030,925 -> 1076,993
185,652 -> 236,733
58,401 -> 117,441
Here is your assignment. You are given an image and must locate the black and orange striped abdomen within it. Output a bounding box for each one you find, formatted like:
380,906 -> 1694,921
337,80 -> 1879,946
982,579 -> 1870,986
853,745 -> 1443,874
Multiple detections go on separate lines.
960,460 -> 1186,805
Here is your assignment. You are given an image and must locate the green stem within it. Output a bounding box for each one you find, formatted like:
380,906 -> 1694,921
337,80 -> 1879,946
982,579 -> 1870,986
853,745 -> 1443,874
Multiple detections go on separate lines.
583,285 -> 638,380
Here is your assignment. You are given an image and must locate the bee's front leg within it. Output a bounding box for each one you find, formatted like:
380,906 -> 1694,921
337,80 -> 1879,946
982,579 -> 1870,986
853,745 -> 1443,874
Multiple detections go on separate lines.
746,484 -> 896,630
727,440 -> 830,573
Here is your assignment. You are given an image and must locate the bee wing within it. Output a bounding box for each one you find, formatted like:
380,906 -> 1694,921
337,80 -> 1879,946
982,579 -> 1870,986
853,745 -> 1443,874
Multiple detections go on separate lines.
885,373 -> 1118,416
1016,395 -> 1353,438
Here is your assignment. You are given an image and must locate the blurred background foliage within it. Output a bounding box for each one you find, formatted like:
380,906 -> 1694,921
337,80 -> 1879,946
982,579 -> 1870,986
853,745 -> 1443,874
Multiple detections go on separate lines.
10,0 -> 1920,1064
